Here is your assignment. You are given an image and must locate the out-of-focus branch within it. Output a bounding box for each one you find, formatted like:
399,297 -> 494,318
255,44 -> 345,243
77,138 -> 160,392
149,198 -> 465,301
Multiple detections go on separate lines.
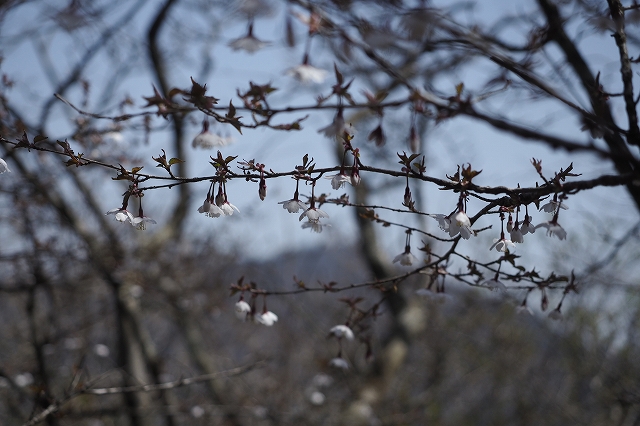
607,0 -> 640,145
537,0 -> 640,212
147,0 -> 189,241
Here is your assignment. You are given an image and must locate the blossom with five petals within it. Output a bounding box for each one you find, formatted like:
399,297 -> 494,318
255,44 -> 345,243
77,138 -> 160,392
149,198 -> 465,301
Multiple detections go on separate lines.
393,250 -> 417,266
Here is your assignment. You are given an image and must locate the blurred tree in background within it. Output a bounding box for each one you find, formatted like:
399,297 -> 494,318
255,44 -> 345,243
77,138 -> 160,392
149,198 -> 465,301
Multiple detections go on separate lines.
1,0 -> 640,425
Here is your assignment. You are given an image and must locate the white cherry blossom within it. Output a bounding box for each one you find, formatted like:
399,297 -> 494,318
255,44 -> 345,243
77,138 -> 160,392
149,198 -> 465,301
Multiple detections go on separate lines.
286,64 -> 328,84
106,208 -> 134,224
393,250 -> 417,266
329,325 -> 354,340
301,220 -> 330,233
131,215 -> 157,231
329,357 -> 349,370
325,173 -> 350,190
536,221 -> 567,240
228,34 -> 270,54
278,199 -> 307,213
235,300 -> 251,321
0,158 -> 10,173
220,202 -> 240,216
490,238 -> 516,252
299,207 -> 329,222
255,310 -> 278,326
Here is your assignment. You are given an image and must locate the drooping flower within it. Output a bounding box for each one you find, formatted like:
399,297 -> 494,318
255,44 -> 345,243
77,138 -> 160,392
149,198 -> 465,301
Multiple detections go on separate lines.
318,111 -> 348,140
329,357 -> 349,370
131,215 -> 157,231
197,197 -> 224,218
279,199 -> 308,213
0,158 -> 10,173
235,300 -> 251,321
539,199 -> 568,213
519,215 -> 536,235
490,238 -> 516,253
429,214 -> 450,232
329,325 -> 354,340
483,278 -> 507,293
393,249 -> 417,266
220,202 -> 240,216
548,308 -> 563,321
228,33 -> 270,53
325,173 -> 350,190
447,211 -> 472,239
192,121 -> 228,149
299,207 -> 329,222
301,220 -> 330,233
106,208 -> 134,224
286,64 -> 328,84
255,310 -> 278,326
536,220 -> 567,240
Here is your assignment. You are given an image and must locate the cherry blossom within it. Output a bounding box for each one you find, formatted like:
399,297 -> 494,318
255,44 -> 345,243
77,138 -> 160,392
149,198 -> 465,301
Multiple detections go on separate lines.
299,207 -> 329,222
278,199 -> 308,213
286,64 -> 328,84
197,197 -> 223,218
131,215 -> 157,231
301,220 -> 330,233
393,250 -> 417,266
329,325 -> 354,340
219,201 -> 240,216
519,215 -> 536,235
325,173 -> 350,190
228,33 -> 270,54
447,212 -> 472,239
235,300 -> 251,321
430,214 -> 450,232
329,357 -> 349,370
536,220 -> 567,240
548,308 -> 563,320
106,208 -> 134,224
540,199 -> 568,213
490,238 -> 516,253
0,158 -> 10,173
192,121 -> 228,149
255,310 -> 278,326
483,278 -> 507,293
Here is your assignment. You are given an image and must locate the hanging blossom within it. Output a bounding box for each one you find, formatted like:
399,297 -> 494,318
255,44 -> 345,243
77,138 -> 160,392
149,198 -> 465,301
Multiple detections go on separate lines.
215,183 -> 240,216
433,196 -> 473,239
228,21 -> 270,54
255,309 -> 278,326
279,178 -> 308,213
299,180 -> 330,232
329,325 -> 354,341
482,270 -> 507,293
536,200 -> 567,240
539,196 -> 568,213
519,211 -> 536,235
192,120 -> 230,149
106,207 -> 134,224
301,220 -> 330,233
131,205 -> 156,231
490,211 -> 515,252
286,54 -> 327,84
329,356 -> 349,370
234,298 -> 251,321
393,230 -> 418,266
0,158 -> 10,173
536,220 -> 567,240
509,210 -> 524,243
